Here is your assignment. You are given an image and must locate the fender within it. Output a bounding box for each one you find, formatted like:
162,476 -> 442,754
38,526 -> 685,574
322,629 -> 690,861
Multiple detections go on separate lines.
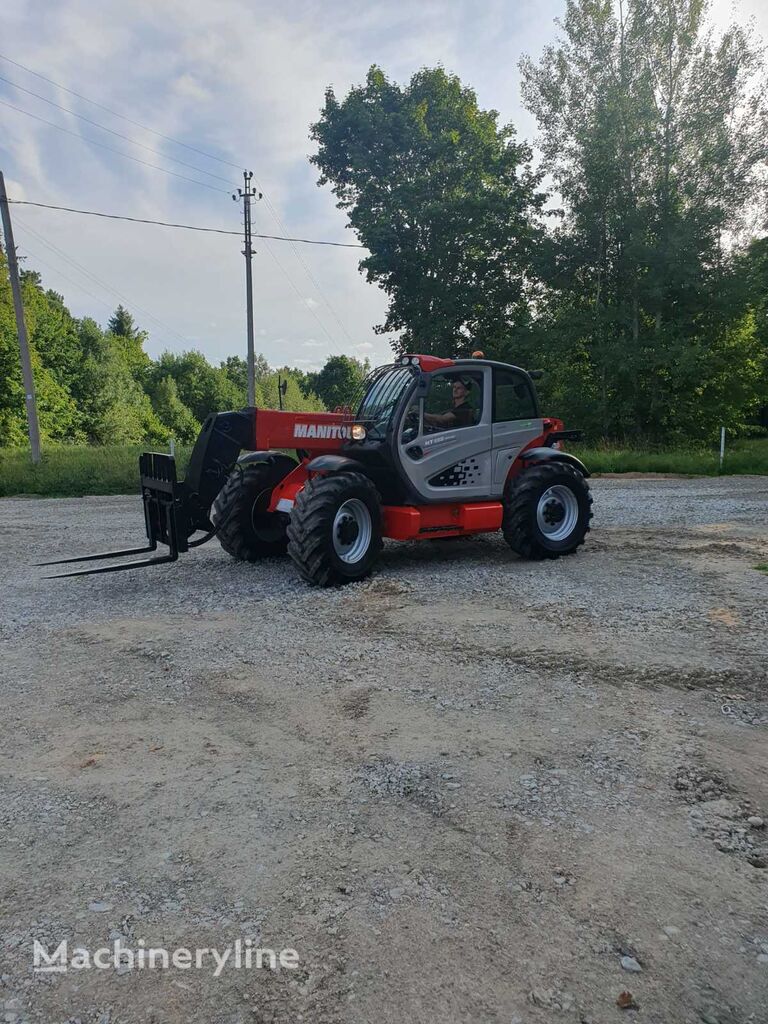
265,456 -> 367,514
237,450 -> 296,470
306,454 -> 366,475
518,447 -> 590,477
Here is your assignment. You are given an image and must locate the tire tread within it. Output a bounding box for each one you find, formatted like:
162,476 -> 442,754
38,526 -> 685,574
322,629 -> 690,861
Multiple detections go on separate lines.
287,472 -> 383,586
502,462 -> 593,560
213,460 -> 292,561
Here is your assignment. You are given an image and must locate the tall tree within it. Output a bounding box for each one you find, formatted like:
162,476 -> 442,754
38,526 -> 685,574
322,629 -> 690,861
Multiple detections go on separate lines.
107,305 -> 142,339
519,0 -> 768,440
311,66 -> 545,355
307,355 -> 369,411
106,304 -> 150,382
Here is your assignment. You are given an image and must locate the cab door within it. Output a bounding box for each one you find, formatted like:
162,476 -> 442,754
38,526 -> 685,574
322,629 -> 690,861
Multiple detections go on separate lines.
490,368 -> 544,492
396,367 -> 493,502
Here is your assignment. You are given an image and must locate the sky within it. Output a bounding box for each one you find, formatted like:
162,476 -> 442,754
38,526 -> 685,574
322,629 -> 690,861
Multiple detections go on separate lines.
1,0 -> 766,372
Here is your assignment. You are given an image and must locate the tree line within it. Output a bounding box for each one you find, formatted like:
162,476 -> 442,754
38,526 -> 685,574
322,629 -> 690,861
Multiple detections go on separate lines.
311,0 -> 768,442
0,248 -> 373,447
2,0 -> 766,447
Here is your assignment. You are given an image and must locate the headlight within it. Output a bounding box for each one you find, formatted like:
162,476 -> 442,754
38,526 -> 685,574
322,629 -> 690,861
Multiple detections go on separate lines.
409,356 -> 420,366
351,423 -> 367,441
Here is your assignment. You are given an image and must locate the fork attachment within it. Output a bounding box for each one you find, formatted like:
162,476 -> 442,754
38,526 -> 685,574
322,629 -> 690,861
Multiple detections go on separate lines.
41,409 -> 255,577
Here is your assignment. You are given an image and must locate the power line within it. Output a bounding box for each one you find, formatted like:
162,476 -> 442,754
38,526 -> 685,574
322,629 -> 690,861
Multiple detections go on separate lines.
0,72 -> 236,188
20,232 -> 348,367
0,52 -> 365,345
7,199 -> 365,247
0,52 -> 366,352
19,214 -> 344,359
0,99 -> 231,194
11,197 -> 356,354
254,184 -> 359,348
15,240 -> 126,319
0,51 -> 242,172
258,234 -> 346,356
13,215 -> 189,345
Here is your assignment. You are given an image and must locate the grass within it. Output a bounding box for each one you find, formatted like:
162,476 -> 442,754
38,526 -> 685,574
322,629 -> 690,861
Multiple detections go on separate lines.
0,437 -> 766,498
756,564 -> 768,575
0,445 -> 191,498
573,437 -> 768,476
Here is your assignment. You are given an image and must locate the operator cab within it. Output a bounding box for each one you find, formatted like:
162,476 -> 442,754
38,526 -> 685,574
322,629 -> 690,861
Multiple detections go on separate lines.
347,354 -> 545,505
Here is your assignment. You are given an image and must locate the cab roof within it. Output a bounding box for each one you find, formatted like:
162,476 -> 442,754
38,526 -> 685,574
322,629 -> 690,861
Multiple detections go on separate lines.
398,353 -> 530,377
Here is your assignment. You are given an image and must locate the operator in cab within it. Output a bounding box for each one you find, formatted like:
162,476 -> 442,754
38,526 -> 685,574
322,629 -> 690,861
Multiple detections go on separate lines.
423,377 -> 476,431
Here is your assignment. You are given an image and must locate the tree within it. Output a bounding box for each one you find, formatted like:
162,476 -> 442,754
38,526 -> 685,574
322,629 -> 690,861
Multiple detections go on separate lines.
307,355 -> 369,410
146,350 -> 244,423
71,329 -> 164,445
107,305 -> 142,339
310,66 -> 545,355
22,276 -> 82,394
220,353 -> 271,397
106,305 -> 150,382
256,367 -> 326,413
737,237 -> 768,427
150,375 -> 201,443
518,0 -> 768,439
0,249 -> 83,444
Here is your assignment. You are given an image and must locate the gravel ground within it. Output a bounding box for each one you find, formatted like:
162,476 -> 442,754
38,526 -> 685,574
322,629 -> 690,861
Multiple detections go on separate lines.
1,475 -> 767,1024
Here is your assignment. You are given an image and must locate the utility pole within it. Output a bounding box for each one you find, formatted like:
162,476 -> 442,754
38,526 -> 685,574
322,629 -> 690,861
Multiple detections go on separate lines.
0,171 -> 41,463
233,171 -> 262,406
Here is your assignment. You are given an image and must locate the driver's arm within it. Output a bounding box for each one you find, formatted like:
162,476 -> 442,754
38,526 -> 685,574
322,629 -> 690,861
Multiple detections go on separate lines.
423,410 -> 457,427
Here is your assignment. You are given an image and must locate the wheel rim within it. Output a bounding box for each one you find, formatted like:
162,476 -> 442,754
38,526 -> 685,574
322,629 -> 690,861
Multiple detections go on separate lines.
250,488 -> 284,543
536,485 -> 579,541
333,498 -> 372,564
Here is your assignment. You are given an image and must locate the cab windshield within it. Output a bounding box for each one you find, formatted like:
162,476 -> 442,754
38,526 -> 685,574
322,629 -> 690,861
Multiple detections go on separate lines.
356,365 -> 416,439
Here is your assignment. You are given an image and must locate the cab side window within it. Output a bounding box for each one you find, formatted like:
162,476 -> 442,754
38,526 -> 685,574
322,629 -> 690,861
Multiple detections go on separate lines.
493,369 -> 536,422
423,372 -> 483,434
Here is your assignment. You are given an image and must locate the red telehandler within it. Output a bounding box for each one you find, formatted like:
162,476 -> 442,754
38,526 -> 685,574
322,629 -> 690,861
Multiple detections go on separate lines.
42,354 -> 593,586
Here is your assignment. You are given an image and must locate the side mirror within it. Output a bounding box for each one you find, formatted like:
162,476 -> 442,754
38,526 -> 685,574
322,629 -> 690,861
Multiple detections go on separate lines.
529,369 -> 545,380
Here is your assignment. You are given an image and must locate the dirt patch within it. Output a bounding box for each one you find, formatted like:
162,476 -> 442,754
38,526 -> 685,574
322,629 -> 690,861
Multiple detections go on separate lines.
0,476 -> 767,1023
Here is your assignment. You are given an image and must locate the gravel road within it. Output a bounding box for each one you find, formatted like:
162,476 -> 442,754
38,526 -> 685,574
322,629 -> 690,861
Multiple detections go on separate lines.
1,475 -> 767,1024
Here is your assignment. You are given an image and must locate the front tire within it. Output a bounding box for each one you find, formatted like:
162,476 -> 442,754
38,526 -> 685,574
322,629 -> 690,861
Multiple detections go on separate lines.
287,472 -> 383,587
213,457 -> 295,561
503,462 -> 593,559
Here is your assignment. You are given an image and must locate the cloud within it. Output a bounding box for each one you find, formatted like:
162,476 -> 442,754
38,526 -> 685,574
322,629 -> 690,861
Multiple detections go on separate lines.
292,356 -> 324,367
3,175 -> 27,201
171,74 -> 212,103
1,0 -> 565,370
10,0 -> 760,370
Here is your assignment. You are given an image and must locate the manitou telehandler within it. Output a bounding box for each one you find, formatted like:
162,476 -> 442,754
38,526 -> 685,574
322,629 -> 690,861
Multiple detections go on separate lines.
43,354 -> 593,586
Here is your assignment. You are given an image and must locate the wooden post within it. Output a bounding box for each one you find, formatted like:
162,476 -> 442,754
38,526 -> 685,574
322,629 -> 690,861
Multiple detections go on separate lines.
0,171 -> 41,463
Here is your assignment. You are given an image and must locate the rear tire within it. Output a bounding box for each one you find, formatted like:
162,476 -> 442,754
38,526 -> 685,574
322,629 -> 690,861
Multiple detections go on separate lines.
503,462 -> 593,559
287,472 -> 383,587
213,457 -> 295,561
